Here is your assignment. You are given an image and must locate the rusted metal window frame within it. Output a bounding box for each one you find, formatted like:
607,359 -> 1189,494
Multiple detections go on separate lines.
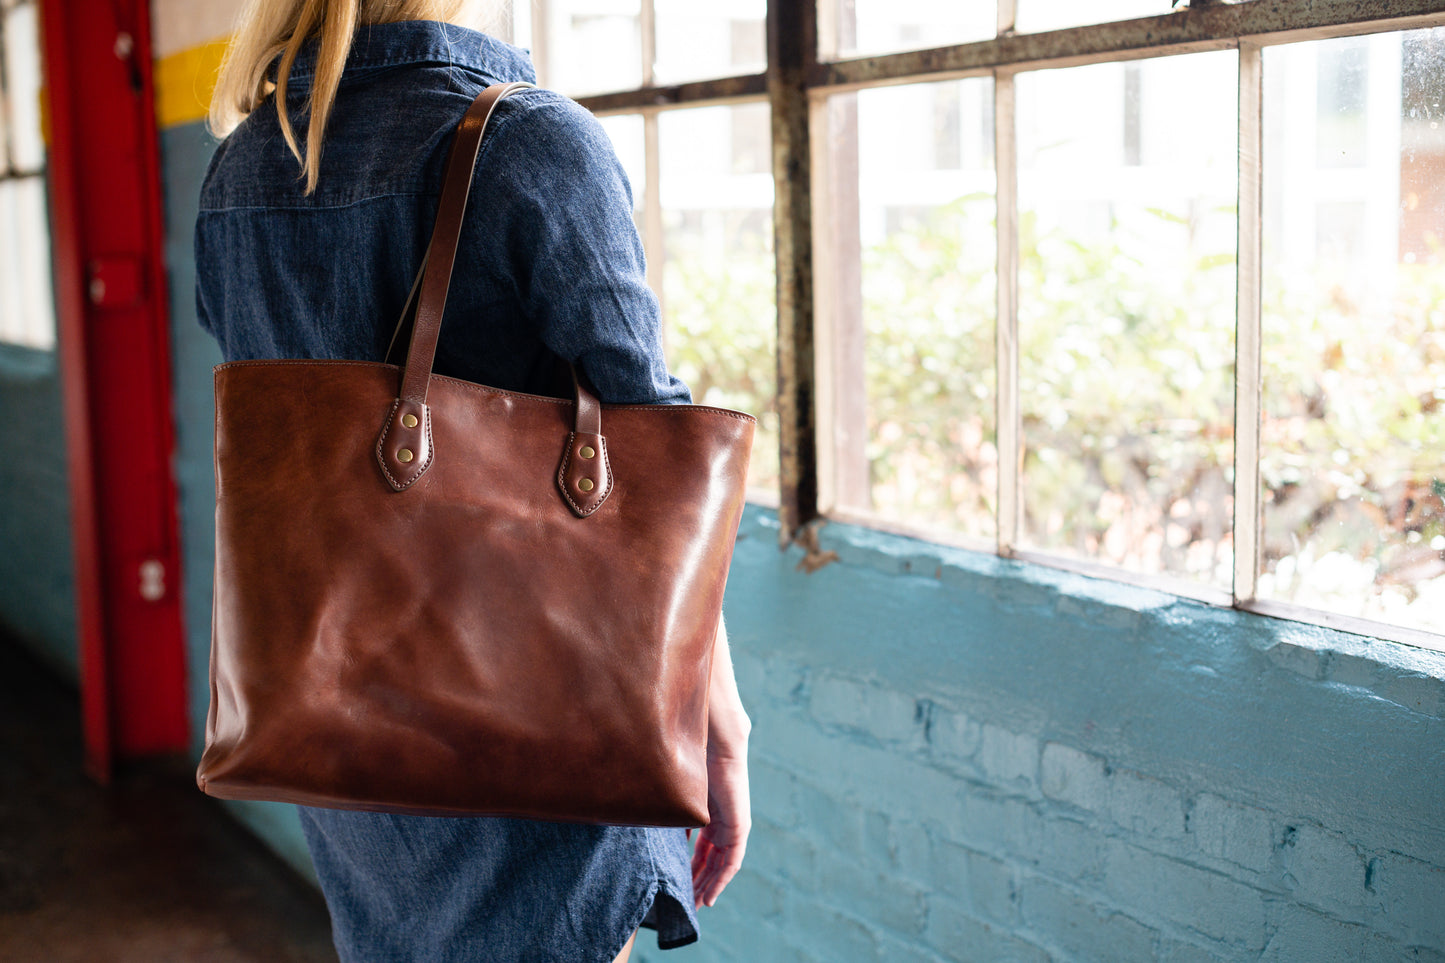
570,0 -> 1445,650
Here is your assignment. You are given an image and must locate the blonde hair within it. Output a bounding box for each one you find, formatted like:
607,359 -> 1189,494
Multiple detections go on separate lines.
210,0 -> 505,193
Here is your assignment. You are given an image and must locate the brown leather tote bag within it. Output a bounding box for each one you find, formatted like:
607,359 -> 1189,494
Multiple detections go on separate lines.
195,83 -> 754,826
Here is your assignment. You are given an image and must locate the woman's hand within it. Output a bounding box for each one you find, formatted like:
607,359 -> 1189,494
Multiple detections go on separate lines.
691,618 -> 751,909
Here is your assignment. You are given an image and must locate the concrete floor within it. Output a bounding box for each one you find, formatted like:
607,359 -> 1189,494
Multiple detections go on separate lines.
0,639 -> 338,962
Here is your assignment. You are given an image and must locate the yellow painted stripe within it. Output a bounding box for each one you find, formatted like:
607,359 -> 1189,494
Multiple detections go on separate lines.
154,37 -> 231,130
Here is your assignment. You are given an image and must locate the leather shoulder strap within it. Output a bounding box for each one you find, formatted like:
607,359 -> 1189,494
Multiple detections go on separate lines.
396,81 -> 533,403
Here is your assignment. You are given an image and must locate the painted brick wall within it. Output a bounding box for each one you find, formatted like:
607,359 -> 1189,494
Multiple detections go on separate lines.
0,347 -> 77,675
634,509 -> 1445,963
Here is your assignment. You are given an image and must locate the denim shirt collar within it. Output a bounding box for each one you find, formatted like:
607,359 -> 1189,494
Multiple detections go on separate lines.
282,19 -> 536,89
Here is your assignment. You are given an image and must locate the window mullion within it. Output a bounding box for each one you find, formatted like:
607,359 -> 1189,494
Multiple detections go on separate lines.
643,110 -> 663,316
530,0 -> 550,90
997,0 -> 1016,36
770,0 -> 821,542
640,0 -> 656,87
994,69 -> 1020,558
1233,41 -> 1263,604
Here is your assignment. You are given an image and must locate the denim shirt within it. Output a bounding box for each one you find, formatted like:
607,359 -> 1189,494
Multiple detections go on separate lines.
194,21 -> 700,959
195,20 -> 690,407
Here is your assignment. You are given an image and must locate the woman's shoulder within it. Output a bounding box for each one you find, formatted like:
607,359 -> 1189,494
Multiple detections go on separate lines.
481,87 -> 620,175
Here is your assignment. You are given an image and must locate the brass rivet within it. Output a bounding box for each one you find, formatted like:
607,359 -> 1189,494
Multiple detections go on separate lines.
579,445 -> 595,459
398,448 -> 414,464
578,478 -> 594,492
401,413 -> 418,429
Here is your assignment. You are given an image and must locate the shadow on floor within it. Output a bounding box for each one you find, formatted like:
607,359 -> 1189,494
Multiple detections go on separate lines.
0,638 -> 338,962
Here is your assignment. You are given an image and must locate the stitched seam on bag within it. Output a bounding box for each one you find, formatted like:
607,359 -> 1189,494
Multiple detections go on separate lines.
557,432 -> 612,517
375,401 -> 432,491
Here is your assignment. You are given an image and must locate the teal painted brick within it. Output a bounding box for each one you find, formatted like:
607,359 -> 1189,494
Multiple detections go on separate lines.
778,822 -> 928,939
1277,824 -> 1366,918
950,793 -> 1038,861
823,859 -> 928,939
1102,840 -> 1269,951
1017,873 -> 1158,962
1372,673 -> 1445,717
1323,651 -> 1380,688
1040,743 -> 1183,840
725,867 -> 785,922
931,840 -> 1019,926
793,776 -> 867,855
0,352 -> 77,675
1190,793 -> 1275,875
955,798 -> 1109,888
867,814 -> 933,886
783,896 -> 880,961
925,900 -> 1053,963
974,723 -> 1040,793
772,727 -> 968,829
747,821 -> 819,887
1040,742 -> 1110,813
1108,769 -> 1186,840
927,705 -> 983,760
874,932 -> 952,963
1266,641 -> 1326,680
1157,939 -> 1226,963
808,673 -> 920,744
1368,852 -> 1445,946
1260,904 -> 1377,963
736,651 -> 809,708
751,756 -> 803,830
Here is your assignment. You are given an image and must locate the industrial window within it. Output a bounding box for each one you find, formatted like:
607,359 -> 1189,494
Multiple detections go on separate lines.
514,0 -> 1445,652
0,0 -> 55,350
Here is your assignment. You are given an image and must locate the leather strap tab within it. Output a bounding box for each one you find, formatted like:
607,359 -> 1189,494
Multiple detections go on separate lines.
557,431 -> 612,517
376,399 -> 433,490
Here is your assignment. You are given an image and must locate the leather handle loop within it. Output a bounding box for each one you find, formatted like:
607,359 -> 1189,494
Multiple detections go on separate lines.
397,82 -> 534,405
572,365 -> 602,436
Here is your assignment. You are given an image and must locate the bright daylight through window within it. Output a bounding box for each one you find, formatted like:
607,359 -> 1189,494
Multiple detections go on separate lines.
517,0 -> 1445,650
0,0 -> 55,351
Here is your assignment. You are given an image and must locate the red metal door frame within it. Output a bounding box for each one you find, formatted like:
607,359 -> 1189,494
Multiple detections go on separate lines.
40,0 -> 188,778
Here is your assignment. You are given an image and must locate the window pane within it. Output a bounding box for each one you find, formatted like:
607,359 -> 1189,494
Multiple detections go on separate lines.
1016,52 -> 1237,588
4,2 -> 44,172
1016,0 -> 1166,34
824,0 -> 994,60
596,114 -> 644,216
1259,30 -> 1445,636
536,0 -> 642,97
823,79 -> 997,540
654,0 -> 765,85
0,176 -> 56,349
658,104 -> 778,494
